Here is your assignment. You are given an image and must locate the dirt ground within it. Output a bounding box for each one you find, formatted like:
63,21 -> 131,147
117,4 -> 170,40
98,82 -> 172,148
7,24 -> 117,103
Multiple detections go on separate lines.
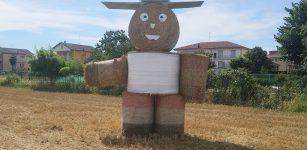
0,87 -> 307,150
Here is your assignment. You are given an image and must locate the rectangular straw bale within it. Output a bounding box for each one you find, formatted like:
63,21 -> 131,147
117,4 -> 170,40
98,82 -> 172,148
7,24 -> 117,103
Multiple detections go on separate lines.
180,54 -> 209,99
84,56 -> 128,87
127,52 -> 180,94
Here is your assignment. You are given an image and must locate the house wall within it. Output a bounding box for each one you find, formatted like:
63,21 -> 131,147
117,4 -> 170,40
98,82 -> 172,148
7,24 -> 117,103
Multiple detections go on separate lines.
1,53 -> 29,72
177,48 -> 248,69
54,44 -> 71,52
56,50 -> 91,62
54,44 -> 91,63
268,55 -> 293,72
71,50 -> 91,62
0,53 -> 3,71
57,51 -> 71,59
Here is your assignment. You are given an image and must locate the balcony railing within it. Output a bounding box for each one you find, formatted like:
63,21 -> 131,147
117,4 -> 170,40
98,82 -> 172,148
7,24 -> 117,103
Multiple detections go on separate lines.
213,55 -> 238,60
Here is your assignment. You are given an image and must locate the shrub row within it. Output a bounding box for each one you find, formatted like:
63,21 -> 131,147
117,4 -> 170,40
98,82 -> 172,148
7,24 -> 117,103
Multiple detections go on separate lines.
0,74 -> 125,96
207,69 -> 307,112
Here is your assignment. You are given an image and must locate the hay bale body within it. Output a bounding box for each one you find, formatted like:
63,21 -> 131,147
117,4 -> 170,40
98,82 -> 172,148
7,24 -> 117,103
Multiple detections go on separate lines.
127,52 -> 180,94
122,92 -> 154,136
180,54 -> 209,99
155,94 -> 185,135
84,56 -> 128,87
128,3 -> 179,52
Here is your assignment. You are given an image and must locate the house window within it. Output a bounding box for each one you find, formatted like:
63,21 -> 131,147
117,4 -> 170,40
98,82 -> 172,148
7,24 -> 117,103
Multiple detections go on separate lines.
218,50 -> 223,58
20,63 -> 24,68
230,50 -> 236,58
66,52 -> 70,59
213,53 -> 217,58
20,55 -> 25,59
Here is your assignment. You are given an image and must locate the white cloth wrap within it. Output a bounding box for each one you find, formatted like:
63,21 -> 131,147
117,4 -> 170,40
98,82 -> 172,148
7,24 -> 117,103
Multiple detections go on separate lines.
127,52 -> 180,94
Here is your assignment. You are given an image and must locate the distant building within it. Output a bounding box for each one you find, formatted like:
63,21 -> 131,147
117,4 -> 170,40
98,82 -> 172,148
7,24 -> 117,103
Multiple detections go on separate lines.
53,41 -> 94,62
174,41 -> 250,69
0,47 -> 32,73
267,51 -> 294,72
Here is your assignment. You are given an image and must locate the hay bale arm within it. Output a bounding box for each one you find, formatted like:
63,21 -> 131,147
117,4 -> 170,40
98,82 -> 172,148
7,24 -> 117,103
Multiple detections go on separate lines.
84,56 -> 128,87
180,54 -> 209,99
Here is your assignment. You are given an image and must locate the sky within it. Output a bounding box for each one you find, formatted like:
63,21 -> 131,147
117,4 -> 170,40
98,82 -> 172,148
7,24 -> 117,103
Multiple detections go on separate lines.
0,0 -> 301,53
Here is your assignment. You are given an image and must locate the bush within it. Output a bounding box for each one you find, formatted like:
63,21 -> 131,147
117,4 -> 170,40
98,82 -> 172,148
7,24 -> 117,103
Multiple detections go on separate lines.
97,85 -> 127,96
0,76 -> 5,85
283,92 -> 307,112
32,75 -> 91,93
64,57 -> 84,75
55,75 -> 90,93
208,69 -> 261,105
0,73 -> 21,86
59,67 -> 72,76
253,74 -> 277,86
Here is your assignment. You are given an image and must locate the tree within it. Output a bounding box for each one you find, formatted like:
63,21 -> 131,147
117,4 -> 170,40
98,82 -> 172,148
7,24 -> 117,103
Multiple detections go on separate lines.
89,30 -> 135,62
230,47 -> 273,73
194,52 -> 216,69
244,47 -> 273,73
28,47 -> 65,80
230,56 -> 251,70
9,55 -> 17,71
59,57 -> 84,76
274,0 -> 307,66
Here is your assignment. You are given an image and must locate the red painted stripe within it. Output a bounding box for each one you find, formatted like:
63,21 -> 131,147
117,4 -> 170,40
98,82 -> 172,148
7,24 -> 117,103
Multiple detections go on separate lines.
156,95 -> 185,109
122,91 -> 154,108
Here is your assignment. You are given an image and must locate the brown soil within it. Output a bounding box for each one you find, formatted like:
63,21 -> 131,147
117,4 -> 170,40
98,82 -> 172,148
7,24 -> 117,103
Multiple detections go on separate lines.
0,87 -> 306,150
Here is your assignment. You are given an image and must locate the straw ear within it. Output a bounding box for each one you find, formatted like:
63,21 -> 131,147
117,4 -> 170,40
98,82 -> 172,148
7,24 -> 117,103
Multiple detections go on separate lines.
101,1 -> 204,10
101,2 -> 141,10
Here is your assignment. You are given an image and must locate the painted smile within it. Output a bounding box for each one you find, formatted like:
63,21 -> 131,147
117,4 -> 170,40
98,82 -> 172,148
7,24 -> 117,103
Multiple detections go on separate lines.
145,34 -> 160,40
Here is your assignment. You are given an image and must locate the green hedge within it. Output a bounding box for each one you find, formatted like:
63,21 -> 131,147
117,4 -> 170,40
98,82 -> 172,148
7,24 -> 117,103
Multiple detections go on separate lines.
208,69 -> 269,106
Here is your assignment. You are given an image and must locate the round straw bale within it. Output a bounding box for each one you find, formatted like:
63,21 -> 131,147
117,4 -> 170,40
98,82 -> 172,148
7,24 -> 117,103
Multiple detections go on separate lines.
128,3 -> 179,52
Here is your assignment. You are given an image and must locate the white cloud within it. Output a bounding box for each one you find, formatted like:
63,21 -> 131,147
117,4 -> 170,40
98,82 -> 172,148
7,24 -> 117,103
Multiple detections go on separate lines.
58,32 -> 100,44
0,1 -> 131,32
176,2 -> 283,47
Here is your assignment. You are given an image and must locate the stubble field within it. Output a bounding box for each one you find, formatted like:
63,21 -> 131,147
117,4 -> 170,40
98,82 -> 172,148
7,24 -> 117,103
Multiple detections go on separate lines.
0,87 -> 307,150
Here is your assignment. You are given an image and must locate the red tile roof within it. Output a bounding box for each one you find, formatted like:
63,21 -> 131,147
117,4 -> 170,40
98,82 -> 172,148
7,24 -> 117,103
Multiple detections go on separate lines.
268,51 -> 279,56
174,41 -> 250,51
0,47 -> 32,55
53,41 -> 94,52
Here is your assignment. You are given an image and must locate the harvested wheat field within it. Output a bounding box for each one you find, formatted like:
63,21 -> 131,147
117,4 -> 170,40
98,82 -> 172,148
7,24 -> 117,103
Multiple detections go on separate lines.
0,87 -> 307,150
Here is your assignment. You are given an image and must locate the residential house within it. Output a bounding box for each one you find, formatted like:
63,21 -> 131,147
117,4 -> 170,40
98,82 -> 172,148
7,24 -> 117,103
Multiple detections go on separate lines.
53,41 -> 94,62
174,41 -> 250,69
267,51 -> 294,72
0,47 -> 32,73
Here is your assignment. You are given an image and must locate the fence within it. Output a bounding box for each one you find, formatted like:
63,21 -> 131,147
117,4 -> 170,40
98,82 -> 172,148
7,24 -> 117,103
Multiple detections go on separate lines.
252,74 -> 279,86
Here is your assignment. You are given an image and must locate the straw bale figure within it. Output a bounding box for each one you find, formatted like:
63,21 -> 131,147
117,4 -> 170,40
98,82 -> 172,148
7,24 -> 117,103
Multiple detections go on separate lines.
84,0 -> 208,136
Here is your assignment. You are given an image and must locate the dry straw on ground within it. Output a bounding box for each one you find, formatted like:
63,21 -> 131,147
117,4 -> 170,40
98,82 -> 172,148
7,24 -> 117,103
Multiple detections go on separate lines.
0,87 -> 307,149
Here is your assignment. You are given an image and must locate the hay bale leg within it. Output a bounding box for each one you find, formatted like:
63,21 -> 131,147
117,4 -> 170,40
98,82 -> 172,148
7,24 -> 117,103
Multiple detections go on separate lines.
122,91 -> 154,137
155,94 -> 185,135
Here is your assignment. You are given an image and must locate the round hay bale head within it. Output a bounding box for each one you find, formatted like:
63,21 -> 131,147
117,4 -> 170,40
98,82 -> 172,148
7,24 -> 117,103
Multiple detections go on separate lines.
128,3 -> 180,52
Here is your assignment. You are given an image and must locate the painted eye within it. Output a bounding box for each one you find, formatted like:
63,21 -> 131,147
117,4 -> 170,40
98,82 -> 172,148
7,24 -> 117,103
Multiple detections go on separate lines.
140,13 -> 149,21
159,14 -> 167,22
